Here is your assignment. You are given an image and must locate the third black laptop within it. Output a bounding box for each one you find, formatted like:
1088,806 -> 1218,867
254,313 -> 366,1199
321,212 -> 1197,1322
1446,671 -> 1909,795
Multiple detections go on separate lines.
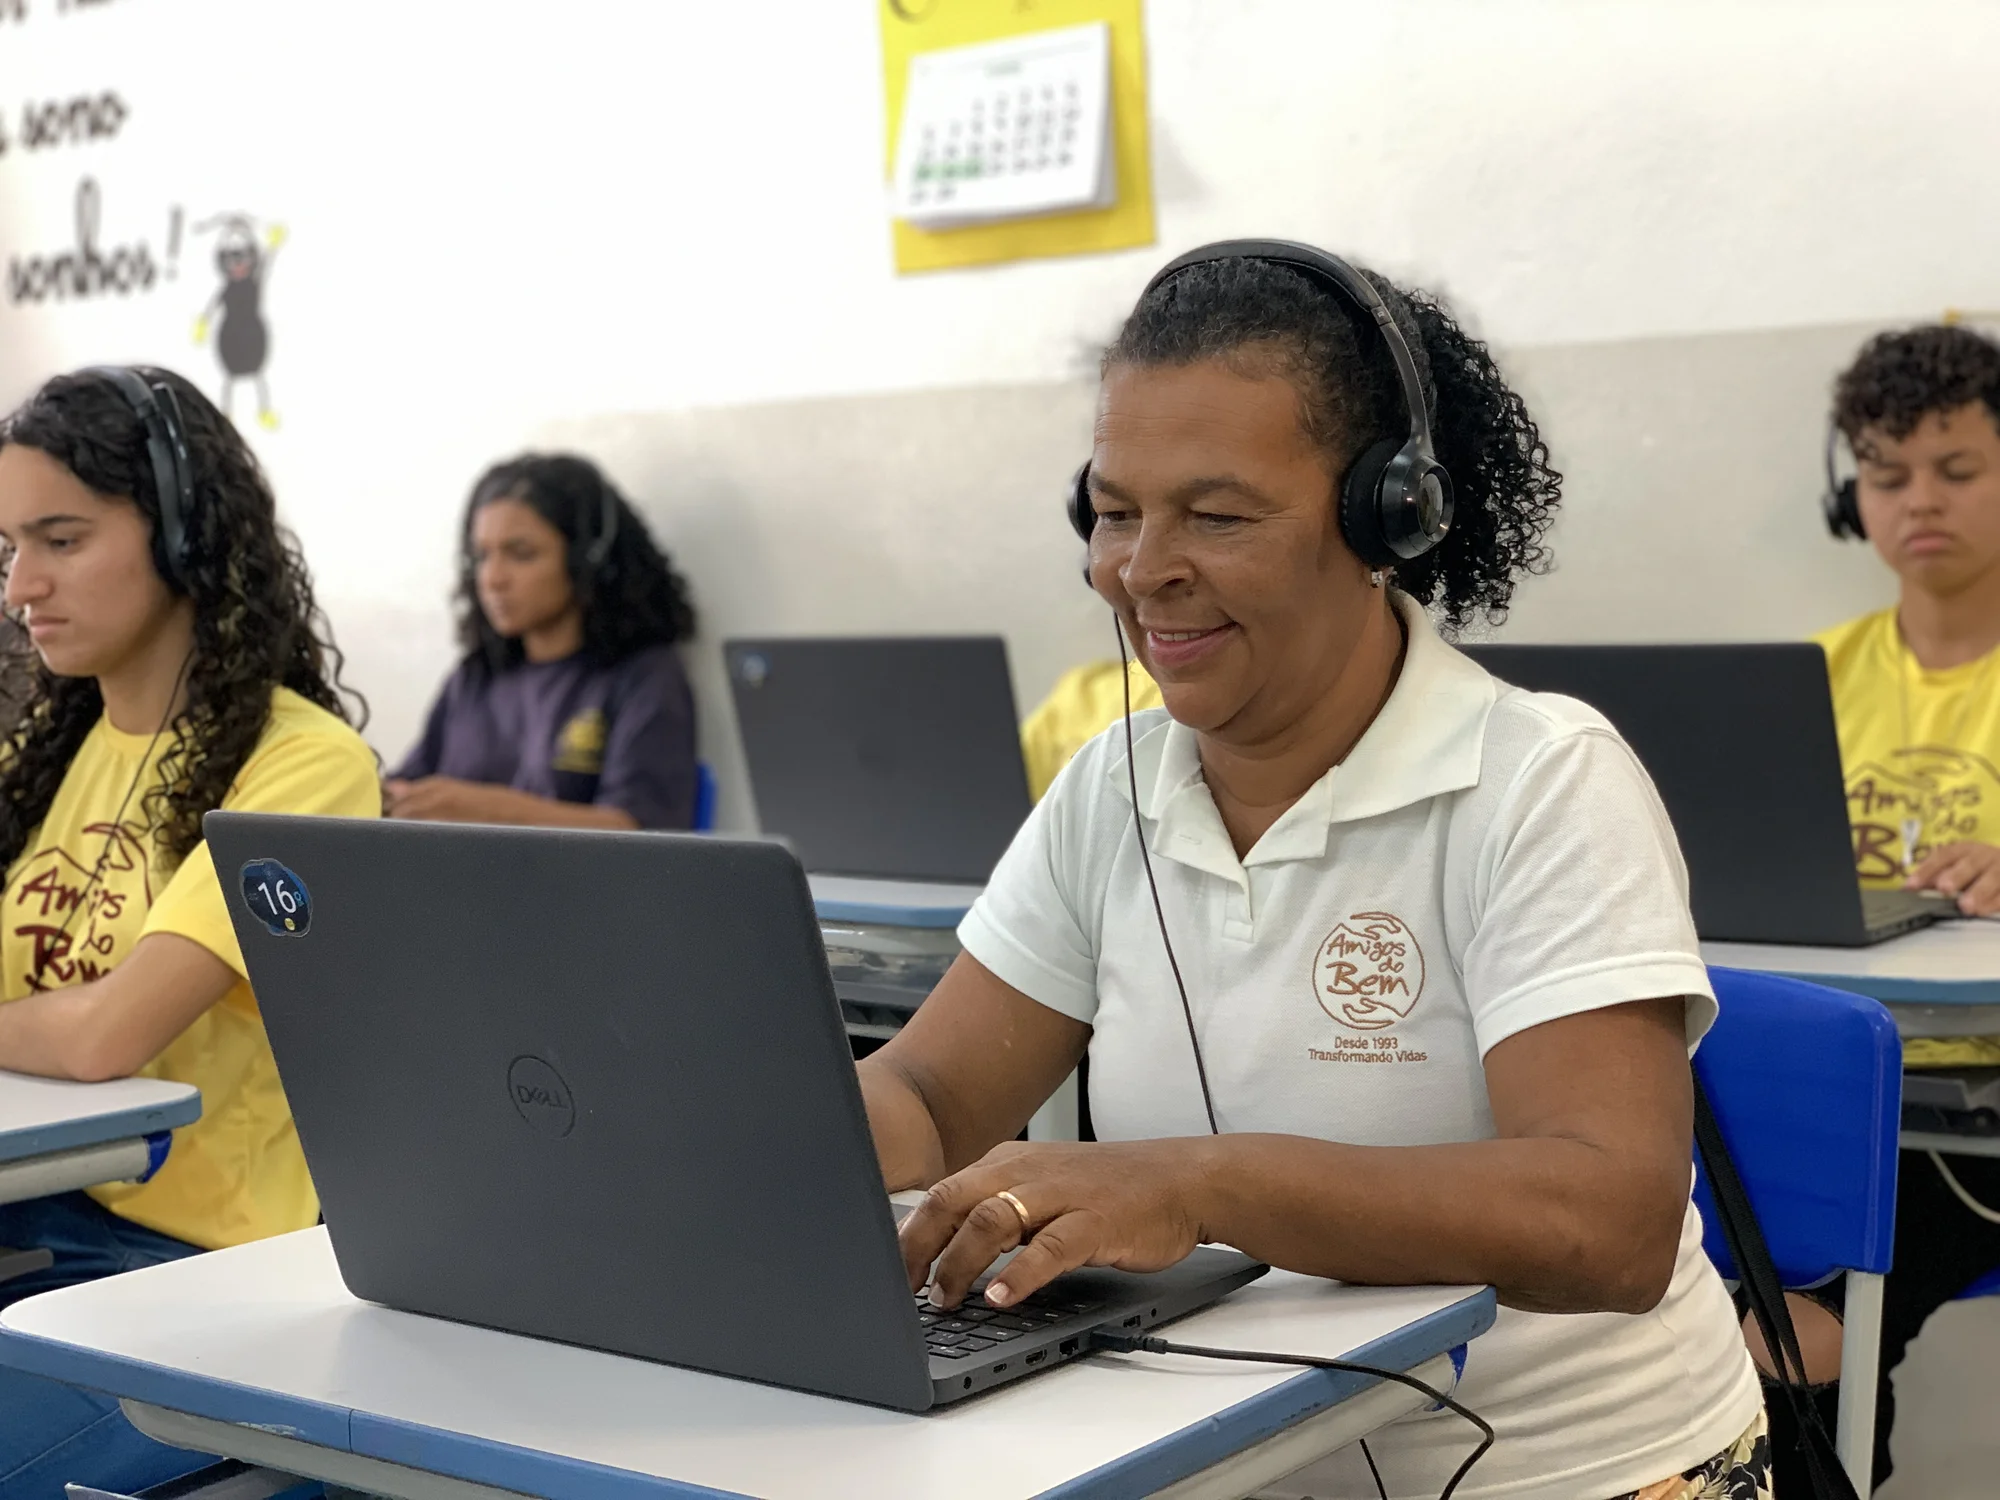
723,636 -> 1032,885
1462,642 -> 1951,946
205,812 -> 1265,1412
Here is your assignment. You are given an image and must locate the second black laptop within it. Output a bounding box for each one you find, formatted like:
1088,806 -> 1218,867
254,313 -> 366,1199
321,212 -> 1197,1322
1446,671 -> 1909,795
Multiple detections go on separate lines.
724,636 -> 1033,884
1463,642 -> 1949,946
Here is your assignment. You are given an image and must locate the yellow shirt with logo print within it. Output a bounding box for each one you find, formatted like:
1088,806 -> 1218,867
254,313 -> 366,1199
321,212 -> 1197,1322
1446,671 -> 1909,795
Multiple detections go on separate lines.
1816,607 -> 2000,1065
0,687 -> 381,1247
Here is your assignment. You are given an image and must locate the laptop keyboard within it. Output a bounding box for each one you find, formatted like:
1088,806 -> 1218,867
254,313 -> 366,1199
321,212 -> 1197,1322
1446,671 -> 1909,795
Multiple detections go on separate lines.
916,1287 -> 1106,1360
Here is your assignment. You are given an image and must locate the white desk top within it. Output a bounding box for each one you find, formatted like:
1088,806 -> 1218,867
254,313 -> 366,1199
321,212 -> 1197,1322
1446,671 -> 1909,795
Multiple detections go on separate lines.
0,1228 -> 1492,1500
0,1069 -> 200,1166
1704,920 -> 2000,1006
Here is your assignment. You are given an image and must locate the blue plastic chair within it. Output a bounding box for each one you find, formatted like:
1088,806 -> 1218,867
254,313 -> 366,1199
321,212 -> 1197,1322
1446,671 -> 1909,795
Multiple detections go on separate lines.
1963,1267 -> 2000,1298
1696,967 -> 1903,1495
692,761 -> 718,832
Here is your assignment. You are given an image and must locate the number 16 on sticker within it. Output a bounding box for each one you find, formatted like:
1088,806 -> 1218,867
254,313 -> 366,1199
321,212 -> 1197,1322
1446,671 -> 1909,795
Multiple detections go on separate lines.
240,859 -> 312,937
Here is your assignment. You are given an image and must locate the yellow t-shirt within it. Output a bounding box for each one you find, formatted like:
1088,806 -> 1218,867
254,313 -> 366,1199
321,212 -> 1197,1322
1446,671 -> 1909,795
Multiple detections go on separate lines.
1020,659 -> 1163,803
1816,608 -> 2000,1067
1,687 -> 381,1247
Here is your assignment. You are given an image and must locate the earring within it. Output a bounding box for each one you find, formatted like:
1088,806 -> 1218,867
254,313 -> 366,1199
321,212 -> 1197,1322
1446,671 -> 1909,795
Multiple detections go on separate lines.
1368,569 -> 1388,589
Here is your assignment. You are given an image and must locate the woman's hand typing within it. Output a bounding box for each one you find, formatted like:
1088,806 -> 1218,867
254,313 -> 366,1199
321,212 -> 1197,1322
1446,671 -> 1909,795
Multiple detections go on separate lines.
897,1139 -> 1210,1309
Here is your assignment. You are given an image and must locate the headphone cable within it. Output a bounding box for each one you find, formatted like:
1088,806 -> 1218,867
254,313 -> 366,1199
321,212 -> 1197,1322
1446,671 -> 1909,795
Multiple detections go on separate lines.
1116,615 -> 1218,1135
37,649 -> 194,984
1115,615 -> 1483,1497
1088,1329 -> 1493,1500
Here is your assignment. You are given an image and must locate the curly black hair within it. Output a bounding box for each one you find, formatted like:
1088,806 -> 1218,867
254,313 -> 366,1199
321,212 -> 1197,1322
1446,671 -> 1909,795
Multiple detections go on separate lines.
1102,253 -> 1562,631
455,453 -> 697,675
1834,323 -> 2000,450
0,366 -> 363,870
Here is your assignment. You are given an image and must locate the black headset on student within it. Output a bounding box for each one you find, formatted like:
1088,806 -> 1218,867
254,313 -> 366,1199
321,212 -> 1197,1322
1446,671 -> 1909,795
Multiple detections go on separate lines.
88,366 -> 199,593
464,462 -> 623,585
1822,423 -> 1865,540
1066,238 -> 1455,570
36,369 -> 201,978
576,471 -> 622,577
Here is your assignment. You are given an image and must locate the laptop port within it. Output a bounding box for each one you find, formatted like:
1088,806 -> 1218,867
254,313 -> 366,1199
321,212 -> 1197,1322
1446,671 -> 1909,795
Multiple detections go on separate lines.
1059,1338 -> 1079,1356
1025,1350 -> 1048,1366
1122,1315 -> 1142,1328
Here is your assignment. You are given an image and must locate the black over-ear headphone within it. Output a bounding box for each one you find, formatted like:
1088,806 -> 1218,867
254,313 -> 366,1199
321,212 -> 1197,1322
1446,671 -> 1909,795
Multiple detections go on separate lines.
1067,238 -> 1455,571
576,472 -> 622,576
466,464 -> 622,582
88,367 -> 198,592
1823,424 -> 1865,540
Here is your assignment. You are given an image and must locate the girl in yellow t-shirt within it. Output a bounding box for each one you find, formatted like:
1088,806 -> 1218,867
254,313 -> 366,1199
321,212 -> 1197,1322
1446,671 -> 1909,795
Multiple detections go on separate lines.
0,367 -> 380,1496
1778,325 -> 2000,1494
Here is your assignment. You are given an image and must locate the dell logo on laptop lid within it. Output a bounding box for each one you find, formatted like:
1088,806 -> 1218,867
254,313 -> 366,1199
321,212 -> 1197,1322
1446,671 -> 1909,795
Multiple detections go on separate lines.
507,1056 -> 575,1137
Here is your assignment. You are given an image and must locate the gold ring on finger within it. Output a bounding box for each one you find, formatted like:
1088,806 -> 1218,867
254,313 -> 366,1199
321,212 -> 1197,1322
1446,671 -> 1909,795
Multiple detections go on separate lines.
994,1189 -> 1033,1234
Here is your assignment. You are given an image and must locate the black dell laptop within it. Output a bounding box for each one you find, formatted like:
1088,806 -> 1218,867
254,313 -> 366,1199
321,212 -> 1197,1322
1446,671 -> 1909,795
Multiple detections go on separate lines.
723,636 -> 1033,884
1462,642 -> 1952,947
205,813 -> 1264,1411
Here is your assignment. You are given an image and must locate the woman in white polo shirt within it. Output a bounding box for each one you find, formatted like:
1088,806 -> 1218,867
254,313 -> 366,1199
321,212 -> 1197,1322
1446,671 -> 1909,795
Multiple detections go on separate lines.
861,242 -> 1763,1500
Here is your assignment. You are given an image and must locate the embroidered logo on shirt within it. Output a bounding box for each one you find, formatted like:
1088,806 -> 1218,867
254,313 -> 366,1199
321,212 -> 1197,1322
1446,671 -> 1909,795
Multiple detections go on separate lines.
1311,911 -> 1425,1031
551,709 -> 607,776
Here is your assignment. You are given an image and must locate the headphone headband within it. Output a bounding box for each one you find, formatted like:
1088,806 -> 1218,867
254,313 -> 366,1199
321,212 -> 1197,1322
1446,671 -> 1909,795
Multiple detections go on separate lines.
86,366 -> 197,592
1144,239 -> 1440,463
1070,239 -> 1454,569
466,461 -> 622,580
581,473 -> 621,572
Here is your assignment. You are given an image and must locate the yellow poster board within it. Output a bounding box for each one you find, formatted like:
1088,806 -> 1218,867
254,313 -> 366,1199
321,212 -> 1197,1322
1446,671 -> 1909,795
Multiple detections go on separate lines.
879,0 -> 1154,274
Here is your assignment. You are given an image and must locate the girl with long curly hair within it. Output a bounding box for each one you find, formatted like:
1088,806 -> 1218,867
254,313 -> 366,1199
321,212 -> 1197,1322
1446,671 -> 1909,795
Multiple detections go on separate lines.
386,453 -> 698,830
865,244 -> 1767,1498
0,366 -> 379,1494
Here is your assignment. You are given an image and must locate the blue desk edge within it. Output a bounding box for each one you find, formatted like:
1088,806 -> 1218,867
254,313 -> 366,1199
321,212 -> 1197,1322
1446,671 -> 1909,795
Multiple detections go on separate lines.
0,1286 -> 1496,1500
1742,968 -> 2000,1007
0,1089 -> 202,1167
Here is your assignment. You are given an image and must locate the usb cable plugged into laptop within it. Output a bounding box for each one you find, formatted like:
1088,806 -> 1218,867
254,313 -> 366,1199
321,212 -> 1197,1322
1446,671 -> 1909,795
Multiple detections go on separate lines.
1087,1329 -> 1494,1500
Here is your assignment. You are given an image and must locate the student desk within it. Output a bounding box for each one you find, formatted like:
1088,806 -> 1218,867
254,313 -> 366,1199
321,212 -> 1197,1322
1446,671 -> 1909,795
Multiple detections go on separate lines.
808,877 -> 1086,1143
1703,925 -> 2000,1159
808,875 -> 982,931
0,1069 -> 201,1209
0,1227 -> 1495,1500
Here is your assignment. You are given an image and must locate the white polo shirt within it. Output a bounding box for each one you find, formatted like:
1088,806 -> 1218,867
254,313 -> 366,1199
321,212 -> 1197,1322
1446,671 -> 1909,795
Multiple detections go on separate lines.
959,595 -> 1761,1500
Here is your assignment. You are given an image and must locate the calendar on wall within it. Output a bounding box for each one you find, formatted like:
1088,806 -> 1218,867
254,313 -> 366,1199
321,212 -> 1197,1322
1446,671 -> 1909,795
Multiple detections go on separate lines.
889,22 -> 1114,231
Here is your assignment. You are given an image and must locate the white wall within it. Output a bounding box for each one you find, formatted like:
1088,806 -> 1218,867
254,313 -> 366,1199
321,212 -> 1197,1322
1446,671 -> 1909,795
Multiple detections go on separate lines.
2,0 -> 1996,817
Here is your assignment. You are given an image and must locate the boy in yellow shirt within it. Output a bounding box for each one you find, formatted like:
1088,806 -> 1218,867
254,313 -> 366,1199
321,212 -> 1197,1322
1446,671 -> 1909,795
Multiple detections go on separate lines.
1019,657 -> 1162,801
0,368 -> 379,1496
1780,324 -> 2000,1490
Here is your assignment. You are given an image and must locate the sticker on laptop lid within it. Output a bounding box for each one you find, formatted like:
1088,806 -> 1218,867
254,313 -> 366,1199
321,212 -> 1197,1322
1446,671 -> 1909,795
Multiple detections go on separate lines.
240,859 -> 312,937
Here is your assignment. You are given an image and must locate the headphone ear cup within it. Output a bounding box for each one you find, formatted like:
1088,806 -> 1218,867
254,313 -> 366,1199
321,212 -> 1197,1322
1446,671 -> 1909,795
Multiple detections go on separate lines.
1826,478 -> 1864,540
1067,463 -> 1095,543
1338,440 -> 1402,570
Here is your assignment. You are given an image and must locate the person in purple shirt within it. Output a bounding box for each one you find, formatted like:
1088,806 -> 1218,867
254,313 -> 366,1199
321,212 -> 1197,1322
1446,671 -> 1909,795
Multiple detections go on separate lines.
388,453 -> 697,830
